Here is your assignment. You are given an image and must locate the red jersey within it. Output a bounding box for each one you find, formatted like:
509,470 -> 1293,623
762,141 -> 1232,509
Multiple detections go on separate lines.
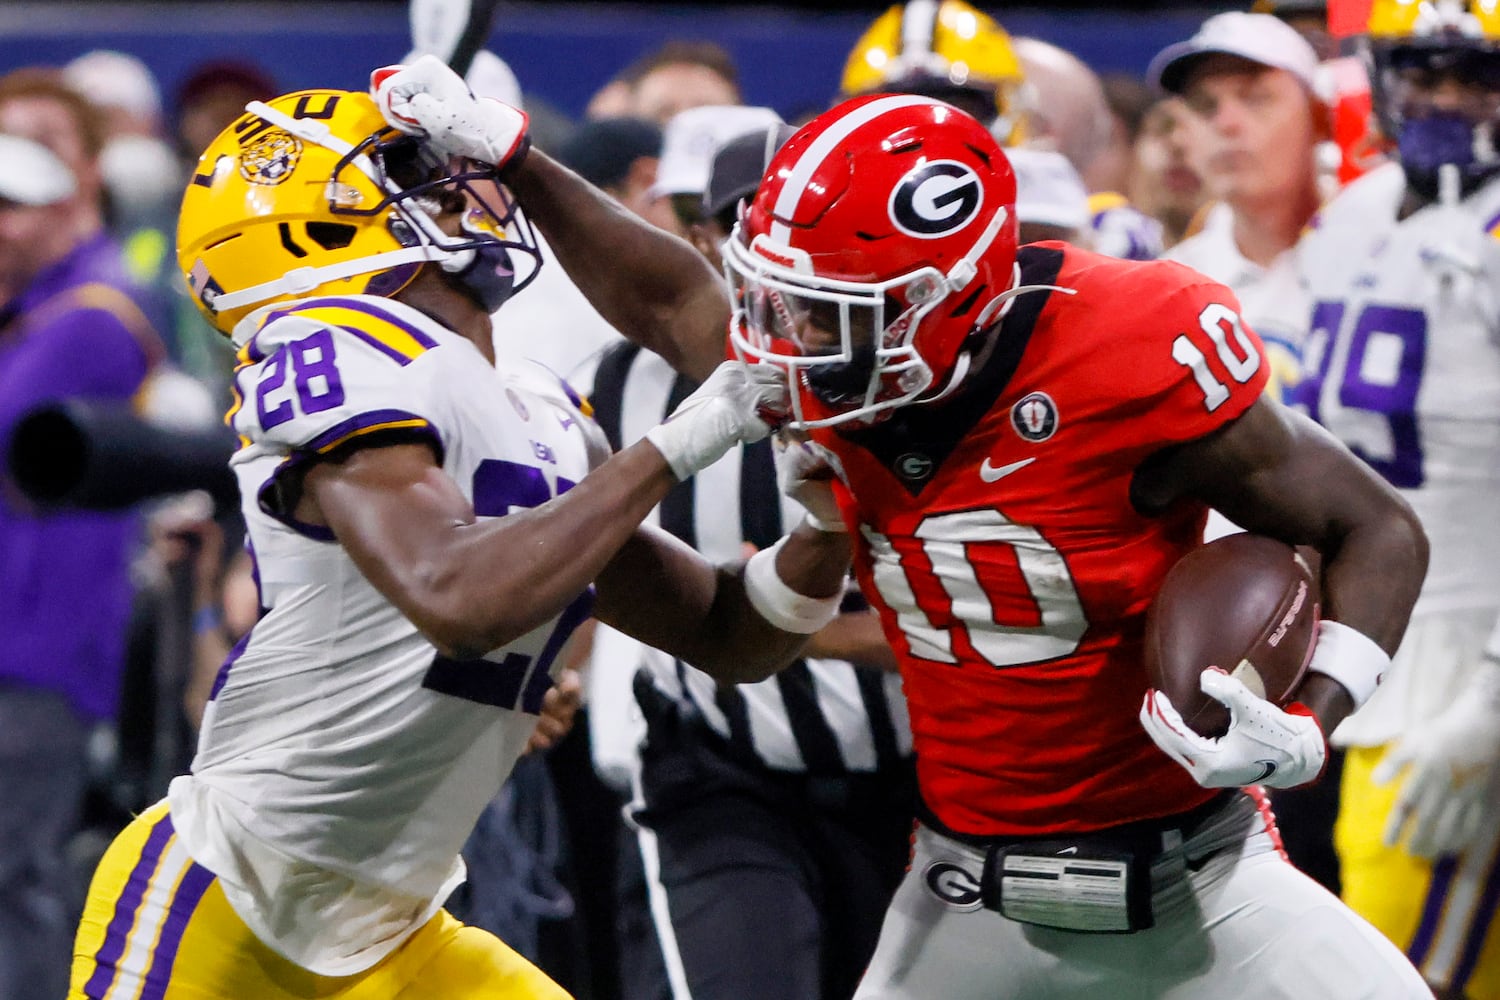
811,243 -> 1270,838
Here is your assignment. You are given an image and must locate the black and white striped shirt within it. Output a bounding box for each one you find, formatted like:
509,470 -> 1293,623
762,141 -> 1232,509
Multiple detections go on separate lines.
588,342 -> 912,775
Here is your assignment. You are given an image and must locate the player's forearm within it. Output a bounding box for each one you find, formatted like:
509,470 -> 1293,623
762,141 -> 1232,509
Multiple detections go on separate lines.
1316,502 -> 1428,657
687,525 -> 854,684
507,150 -> 728,379
437,440 -> 678,657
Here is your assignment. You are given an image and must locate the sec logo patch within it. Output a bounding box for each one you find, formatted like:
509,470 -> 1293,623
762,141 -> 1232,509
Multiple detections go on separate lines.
1011,392 -> 1058,442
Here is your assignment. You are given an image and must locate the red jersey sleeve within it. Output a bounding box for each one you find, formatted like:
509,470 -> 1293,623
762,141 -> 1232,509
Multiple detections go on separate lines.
1105,260 -> 1270,449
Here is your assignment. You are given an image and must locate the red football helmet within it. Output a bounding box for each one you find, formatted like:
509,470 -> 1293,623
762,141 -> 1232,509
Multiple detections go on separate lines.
725,93 -> 1019,428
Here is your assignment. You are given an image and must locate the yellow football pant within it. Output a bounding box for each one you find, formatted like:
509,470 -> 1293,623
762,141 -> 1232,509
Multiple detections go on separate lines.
69,801 -> 571,999
1337,744 -> 1500,1000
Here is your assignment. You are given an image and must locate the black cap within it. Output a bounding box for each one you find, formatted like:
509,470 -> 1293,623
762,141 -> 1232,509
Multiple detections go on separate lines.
702,122 -> 798,224
554,116 -> 662,191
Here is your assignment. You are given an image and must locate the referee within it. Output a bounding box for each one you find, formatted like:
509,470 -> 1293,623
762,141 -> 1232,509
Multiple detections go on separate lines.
586,121 -> 917,1000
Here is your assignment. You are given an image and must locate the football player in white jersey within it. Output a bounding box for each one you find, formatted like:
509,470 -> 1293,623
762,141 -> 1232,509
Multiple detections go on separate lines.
67,71 -> 857,1000
1291,2 -> 1500,996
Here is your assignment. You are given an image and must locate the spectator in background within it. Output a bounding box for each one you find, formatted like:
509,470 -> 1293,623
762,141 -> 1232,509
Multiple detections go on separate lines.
172,59 -> 278,165
1007,146 -> 1092,246
1127,96 -> 1209,251
0,69 -> 168,1000
585,40 -> 741,126
652,103 -> 782,236
839,0 -> 1027,144
1151,12 -> 1326,399
1013,36 -> 1165,260
587,117 -> 913,1000
63,51 -> 183,356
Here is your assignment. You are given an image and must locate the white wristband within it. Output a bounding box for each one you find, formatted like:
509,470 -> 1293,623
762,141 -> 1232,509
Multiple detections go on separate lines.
1307,619 -> 1391,709
743,538 -> 842,635
802,511 -> 847,534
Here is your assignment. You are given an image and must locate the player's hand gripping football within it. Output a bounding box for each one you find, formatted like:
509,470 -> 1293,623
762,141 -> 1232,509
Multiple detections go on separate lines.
1140,668 -> 1327,789
774,433 -> 846,533
370,53 -> 529,170
1373,656 -> 1500,859
645,361 -> 788,481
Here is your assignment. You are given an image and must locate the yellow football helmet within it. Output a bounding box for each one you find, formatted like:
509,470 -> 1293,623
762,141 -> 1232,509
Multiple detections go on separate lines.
839,1 -> 1027,144
1364,0 -> 1500,198
177,88 -> 539,337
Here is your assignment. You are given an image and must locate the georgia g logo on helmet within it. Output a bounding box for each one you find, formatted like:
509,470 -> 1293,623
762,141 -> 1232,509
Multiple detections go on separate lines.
888,160 -> 984,238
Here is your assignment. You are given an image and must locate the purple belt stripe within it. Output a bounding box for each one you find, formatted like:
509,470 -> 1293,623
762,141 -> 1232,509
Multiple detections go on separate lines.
1409,854 -> 1458,967
136,861 -> 217,1000
82,811 -> 176,997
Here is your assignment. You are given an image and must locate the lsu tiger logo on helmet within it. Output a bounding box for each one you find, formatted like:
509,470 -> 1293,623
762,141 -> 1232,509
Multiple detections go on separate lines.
725,94 -> 1020,429
840,0 -> 1028,146
237,127 -> 301,185
1364,0 -> 1500,199
177,88 -> 540,338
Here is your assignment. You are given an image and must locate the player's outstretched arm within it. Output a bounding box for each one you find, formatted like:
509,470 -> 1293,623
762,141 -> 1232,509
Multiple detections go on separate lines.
302,361 -> 782,661
1133,395 -> 1429,736
506,150 -> 731,383
371,56 -> 729,382
591,520 -> 853,685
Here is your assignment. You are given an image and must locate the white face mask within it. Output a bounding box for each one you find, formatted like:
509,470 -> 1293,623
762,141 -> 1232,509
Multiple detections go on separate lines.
99,134 -> 183,217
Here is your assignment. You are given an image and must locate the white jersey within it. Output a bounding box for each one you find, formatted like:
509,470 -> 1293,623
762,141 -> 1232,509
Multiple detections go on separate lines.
1166,202 -> 1309,385
167,294 -> 606,974
1293,162 -> 1500,743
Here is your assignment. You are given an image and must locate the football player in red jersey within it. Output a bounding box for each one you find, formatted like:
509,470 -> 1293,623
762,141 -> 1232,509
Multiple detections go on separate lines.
372,59 -> 1434,998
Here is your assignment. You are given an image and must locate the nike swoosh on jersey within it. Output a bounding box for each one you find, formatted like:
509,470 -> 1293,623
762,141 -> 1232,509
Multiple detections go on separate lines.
979,457 -> 1036,482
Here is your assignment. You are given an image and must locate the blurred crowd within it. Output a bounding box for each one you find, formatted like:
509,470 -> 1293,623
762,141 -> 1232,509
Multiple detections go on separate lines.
2,1 -> 1497,998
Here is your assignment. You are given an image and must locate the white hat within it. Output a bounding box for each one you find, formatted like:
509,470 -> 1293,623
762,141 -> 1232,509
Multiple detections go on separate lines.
1148,12 -> 1319,94
0,134 -> 77,206
651,104 -> 783,199
1007,147 -> 1089,231
63,50 -> 163,124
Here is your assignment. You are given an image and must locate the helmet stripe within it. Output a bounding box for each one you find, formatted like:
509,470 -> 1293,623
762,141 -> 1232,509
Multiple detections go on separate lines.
769,94 -> 938,246
900,0 -> 941,57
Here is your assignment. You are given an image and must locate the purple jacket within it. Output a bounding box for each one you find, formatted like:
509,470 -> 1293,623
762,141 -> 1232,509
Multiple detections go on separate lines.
0,234 -> 162,721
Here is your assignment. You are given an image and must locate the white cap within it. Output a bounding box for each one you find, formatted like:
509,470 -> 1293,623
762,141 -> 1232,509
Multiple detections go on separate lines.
63,49 -> 163,124
651,104 -> 783,199
1148,12 -> 1319,94
1008,147 -> 1089,231
0,134 -> 77,206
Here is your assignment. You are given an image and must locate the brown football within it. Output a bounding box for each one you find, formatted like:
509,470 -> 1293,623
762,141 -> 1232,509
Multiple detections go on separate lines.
1144,533 -> 1320,738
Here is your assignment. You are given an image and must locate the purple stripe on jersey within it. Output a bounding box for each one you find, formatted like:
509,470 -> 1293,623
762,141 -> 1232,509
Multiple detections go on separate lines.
1484,209 -> 1500,234
300,408 -> 433,455
337,323 -> 418,366
83,811 -> 176,997
207,629 -> 253,702
136,861 -> 216,1000
1409,854 -> 1458,965
1450,846 -> 1500,990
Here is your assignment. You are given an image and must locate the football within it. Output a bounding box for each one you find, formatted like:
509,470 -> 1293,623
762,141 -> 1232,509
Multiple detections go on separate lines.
1144,533 -> 1320,738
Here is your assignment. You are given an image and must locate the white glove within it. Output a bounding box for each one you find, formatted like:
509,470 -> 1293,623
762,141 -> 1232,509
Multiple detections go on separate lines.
1140,668 -> 1327,789
645,361 -> 787,481
774,434 -> 845,532
370,54 -> 529,169
1373,657 -> 1500,859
